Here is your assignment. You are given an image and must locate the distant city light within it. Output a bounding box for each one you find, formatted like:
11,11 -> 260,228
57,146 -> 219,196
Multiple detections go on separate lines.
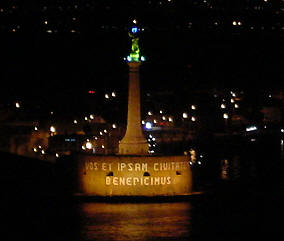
85,141 -> 93,149
221,103 -> 226,109
145,122 -> 152,129
105,93 -> 109,99
223,113 -> 229,119
183,113 -> 188,118
191,116 -> 196,122
50,126 -> 56,133
191,105 -> 196,110
131,27 -> 138,33
112,124 -> 117,129
15,102 -> 20,108
246,126 -> 257,132
111,91 -> 116,97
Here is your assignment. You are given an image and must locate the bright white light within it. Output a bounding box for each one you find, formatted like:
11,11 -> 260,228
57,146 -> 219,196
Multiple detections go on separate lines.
246,126 -> 257,132
153,119 -> 157,123
133,19 -> 137,24
50,126 -> 56,133
55,153 -> 59,158
111,91 -> 116,97
73,119 -> 78,124
223,113 -> 229,119
33,147 -> 37,152
221,103 -> 226,109
15,102 -> 20,108
127,56 -> 131,61
234,103 -> 239,108
112,124 -> 117,128
145,122 -> 152,129
183,113 -> 188,118
191,116 -> 196,122
86,141 -> 93,149
191,105 -> 196,110
141,56 -> 145,61
281,129 -> 284,133
168,117 -> 173,122
233,21 -> 237,26
148,111 -> 152,116
141,120 -> 145,124
162,116 -> 166,120
105,94 -> 109,99
230,98 -> 235,103
34,126 -> 38,131
90,114 -> 94,119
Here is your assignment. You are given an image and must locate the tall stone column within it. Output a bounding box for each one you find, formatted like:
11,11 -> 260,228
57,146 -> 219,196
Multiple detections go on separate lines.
118,62 -> 148,155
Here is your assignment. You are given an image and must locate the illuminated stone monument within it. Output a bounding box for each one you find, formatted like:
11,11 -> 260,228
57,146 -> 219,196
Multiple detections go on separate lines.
64,23 -> 193,197
119,26 -> 149,155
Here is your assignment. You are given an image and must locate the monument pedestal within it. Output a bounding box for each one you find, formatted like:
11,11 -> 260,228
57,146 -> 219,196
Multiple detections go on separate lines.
119,62 -> 149,155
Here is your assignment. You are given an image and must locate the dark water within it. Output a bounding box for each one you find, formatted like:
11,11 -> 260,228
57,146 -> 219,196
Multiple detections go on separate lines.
3,189 -> 284,241
2,134 -> 284,241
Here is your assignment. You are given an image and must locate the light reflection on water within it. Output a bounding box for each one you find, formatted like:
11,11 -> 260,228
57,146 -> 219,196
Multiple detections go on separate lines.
77,202 -> 192,241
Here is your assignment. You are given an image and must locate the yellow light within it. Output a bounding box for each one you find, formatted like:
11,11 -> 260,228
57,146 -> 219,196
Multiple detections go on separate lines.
233,21 -> 237,26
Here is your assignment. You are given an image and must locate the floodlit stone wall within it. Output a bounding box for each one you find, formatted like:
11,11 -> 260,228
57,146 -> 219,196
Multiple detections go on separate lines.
74,154 -> 192,196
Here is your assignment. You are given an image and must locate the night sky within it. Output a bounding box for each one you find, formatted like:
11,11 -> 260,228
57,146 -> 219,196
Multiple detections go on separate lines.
1,0 -> 283,118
